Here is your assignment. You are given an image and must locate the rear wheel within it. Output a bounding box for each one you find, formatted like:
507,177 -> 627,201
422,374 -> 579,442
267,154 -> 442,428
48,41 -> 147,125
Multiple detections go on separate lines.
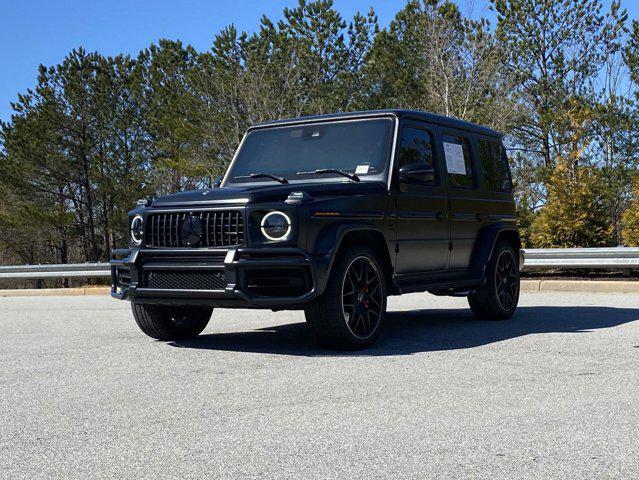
305,246 -> 387,350
468,241 -> 520,320
131,303 -> 212,340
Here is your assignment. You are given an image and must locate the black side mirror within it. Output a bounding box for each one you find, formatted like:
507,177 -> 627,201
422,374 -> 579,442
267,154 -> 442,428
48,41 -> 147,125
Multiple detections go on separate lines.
398,165 -> 435,184
213,176 -> 223,188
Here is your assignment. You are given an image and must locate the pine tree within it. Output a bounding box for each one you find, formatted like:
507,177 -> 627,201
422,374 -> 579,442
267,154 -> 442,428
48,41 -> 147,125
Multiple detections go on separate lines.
136,40 -> 210,191
530,157 -> 614,247
362,0 -> 515,131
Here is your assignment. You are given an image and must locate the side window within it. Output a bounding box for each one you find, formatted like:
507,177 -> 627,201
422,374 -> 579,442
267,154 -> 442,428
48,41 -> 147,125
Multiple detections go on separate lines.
478,139 -> 512,192
398,127 -> 437,184
442,134 -> 475,188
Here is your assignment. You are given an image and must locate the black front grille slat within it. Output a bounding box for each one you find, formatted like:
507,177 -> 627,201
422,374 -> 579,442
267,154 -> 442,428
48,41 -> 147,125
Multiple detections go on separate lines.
198,212 -> 206,247
166,214 -> 171,247
177,213 -> 183,247
205,212 -> 210,247
169,215 -> 177,247
211,212 -> 216,247
160,214 -> 165,248
154,214 -> 159,246
145,210 -> 244,248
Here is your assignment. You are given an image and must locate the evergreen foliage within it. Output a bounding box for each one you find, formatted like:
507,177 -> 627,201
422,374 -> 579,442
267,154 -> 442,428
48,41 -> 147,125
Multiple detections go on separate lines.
621,182 -> 639,246
530,159 -> 614,247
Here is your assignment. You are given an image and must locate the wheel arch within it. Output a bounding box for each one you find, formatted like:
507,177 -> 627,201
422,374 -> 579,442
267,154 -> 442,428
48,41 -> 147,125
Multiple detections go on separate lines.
317,224 -> 396,296
470,223 -> 522,281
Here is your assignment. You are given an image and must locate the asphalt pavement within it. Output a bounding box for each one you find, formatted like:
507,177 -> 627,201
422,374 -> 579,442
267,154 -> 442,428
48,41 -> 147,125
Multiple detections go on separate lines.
1,292 -> 638,479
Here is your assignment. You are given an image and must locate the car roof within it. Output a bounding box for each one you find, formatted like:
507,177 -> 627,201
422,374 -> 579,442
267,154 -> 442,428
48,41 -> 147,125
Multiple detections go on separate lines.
252,109 -> 502,138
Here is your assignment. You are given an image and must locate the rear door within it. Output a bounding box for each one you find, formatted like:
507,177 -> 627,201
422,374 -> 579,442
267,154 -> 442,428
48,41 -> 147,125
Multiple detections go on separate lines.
439,129 -> 486,270
393,121 -> 450,274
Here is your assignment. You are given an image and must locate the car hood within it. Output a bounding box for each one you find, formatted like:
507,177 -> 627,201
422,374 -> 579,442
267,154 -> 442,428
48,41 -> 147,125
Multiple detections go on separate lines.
150,181 -> 388,207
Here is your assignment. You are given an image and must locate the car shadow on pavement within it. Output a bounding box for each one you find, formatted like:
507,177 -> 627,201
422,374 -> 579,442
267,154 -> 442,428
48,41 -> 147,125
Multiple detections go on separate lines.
167,306 -> 639,357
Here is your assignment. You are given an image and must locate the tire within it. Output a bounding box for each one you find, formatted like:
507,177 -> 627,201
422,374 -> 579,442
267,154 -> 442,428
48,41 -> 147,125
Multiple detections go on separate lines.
131,303 -> 212,340
305,246 -> 387,350
468,241 -> 520,320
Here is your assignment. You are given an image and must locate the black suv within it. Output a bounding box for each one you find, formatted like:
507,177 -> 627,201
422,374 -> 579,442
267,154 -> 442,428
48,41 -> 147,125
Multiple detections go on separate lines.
111,110 -> 523,349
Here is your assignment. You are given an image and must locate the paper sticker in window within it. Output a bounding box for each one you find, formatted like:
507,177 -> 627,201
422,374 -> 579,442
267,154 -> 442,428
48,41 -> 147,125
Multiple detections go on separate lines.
443,142 -> 466,175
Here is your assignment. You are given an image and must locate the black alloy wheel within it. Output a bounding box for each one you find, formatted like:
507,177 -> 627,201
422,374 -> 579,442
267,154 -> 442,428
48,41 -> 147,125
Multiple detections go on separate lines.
304,246 -> 387,349
341,256 -> 384,340
494,248 -> 519,311
468,241 -> 520,320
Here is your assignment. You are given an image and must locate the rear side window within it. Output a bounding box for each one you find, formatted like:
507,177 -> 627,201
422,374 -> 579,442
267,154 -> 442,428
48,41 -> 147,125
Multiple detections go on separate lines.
442,134 -> 475,188
478,139 -> 512,192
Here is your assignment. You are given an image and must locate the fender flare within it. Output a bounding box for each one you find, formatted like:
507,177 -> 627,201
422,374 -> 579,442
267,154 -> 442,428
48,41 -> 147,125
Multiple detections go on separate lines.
311,221 -> 393,295
312,221 -> 388,255
470,223 -> 521,280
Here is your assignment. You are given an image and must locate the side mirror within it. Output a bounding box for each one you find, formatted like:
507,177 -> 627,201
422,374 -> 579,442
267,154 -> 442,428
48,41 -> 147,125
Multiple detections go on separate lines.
213,176 -> 223,188
398,165 -> 435,184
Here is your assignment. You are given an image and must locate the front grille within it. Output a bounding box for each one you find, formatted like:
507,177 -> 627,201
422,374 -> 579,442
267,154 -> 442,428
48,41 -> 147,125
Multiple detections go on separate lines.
144,271 -> 227,290
145,210 -> 244,248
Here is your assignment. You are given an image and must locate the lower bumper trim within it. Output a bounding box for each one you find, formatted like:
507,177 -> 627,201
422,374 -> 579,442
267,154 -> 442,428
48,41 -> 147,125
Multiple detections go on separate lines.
110,247 -> 333,308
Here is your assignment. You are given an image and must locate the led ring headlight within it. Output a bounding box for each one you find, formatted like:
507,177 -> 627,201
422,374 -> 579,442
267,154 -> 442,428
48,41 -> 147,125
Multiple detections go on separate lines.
130,214 -> 144,245
260,211 -> 291,241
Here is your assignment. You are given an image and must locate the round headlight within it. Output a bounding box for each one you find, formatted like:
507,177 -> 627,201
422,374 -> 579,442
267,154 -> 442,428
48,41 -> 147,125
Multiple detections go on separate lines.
260,211 -> 291,241
130,215 -> 144,245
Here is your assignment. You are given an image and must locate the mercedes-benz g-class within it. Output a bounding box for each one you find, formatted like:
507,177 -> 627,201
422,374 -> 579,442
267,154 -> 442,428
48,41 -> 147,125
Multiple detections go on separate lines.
111,110 -> 523,349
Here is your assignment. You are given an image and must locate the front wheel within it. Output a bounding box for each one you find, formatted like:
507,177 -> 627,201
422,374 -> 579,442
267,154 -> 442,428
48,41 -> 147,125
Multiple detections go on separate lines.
131,303 -> 212,340
468,241 -> 520,320
305,246 -> 387,350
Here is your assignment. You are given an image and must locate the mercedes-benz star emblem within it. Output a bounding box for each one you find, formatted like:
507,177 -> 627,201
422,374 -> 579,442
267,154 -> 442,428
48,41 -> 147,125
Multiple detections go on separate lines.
180,216 -> 203,247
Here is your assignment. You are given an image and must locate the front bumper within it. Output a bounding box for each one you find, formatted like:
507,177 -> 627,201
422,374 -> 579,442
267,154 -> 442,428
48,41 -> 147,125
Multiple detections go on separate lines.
110,247 -> 333,309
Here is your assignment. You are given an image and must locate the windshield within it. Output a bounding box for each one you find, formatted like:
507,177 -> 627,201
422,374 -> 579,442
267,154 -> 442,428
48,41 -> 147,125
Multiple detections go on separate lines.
224,117 -> 394,185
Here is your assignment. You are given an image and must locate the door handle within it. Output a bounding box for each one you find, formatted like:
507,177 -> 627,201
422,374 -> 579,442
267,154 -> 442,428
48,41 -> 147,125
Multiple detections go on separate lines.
436,211 -> 447,221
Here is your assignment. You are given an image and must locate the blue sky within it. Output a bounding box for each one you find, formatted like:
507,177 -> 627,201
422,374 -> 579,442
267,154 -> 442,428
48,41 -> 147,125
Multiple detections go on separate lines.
1,0 -> 638,123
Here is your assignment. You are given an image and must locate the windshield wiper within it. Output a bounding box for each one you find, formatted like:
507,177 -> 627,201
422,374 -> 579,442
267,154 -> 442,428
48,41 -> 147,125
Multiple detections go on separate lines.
233,173 -> 289,184
296,168 -> 360,182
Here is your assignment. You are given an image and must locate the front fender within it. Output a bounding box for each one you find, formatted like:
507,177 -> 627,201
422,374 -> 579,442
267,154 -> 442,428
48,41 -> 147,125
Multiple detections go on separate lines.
311,220 -> 386,255
309,220 -> 392,296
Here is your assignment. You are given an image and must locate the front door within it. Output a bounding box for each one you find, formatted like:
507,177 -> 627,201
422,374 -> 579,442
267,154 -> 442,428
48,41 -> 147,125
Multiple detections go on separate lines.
394,122 -> 450,274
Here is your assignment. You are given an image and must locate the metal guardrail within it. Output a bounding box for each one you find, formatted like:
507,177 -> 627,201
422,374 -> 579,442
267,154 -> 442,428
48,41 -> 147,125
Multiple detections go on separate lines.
0,248 -> 637,280
523,247 -> 639,270
0,263 -> 110,279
